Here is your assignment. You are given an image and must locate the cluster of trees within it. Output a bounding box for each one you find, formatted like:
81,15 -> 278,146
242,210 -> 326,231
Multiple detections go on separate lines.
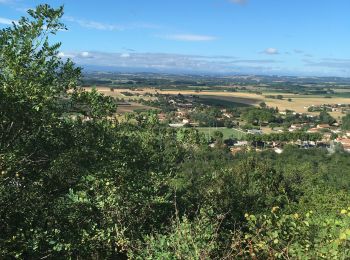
139,95 -> 176,113
246,132 -> 323,143
283,112 -> 315,124
308,106 -> 332,112
342,114 -> 350,130
319,110 -> 337,125
265,94 -> 284,100
242,107 -> 276,127
190,107 -> 225,127
241,107 -> 338,132
1,6 -> 350,259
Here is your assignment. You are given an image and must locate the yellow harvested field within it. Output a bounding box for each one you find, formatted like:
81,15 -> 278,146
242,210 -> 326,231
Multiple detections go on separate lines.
160,89 -> 261,98
83,87 -> 156,101
158,90 -> 350,118
84,87 -> 157,114
265,96 -> 350,119
84,86 -> 350,119
117,102 -> 157,113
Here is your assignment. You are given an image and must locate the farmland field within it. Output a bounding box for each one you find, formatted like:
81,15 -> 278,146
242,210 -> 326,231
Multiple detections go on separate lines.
159,89 -> 350,118
84,86 -> 350,118
164,90 -> 350,119
197,95 -> 254,107
84,86 -> 157,101
159,89 -> 262,104
263,95 -> 350,119
84,87 -> 158,113
116,102 -> 158,113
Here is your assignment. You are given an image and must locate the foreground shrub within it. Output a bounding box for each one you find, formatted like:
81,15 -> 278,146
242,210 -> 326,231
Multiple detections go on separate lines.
131,212 -> 220,259
231,207 -> 350,259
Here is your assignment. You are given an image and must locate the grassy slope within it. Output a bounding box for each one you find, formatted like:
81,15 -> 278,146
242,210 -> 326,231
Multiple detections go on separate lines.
196,127 -> 246,140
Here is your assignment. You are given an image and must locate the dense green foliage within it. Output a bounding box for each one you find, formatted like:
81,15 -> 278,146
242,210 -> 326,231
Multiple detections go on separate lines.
242,108 -> 275,127
319,111 -> 336,125
342,114 -> 350,130
246,132 -> 322,143
1,6 -> 350,259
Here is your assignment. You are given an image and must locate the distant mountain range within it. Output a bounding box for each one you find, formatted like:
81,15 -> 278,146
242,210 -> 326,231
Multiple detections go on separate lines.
82,66 -> 350,84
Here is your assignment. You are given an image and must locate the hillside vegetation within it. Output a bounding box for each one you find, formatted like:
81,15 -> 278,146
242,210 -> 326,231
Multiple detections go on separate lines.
1,5 -> 350,259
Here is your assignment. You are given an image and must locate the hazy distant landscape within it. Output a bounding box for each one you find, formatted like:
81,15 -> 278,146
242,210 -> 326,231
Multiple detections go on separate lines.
83,72 -> 350,119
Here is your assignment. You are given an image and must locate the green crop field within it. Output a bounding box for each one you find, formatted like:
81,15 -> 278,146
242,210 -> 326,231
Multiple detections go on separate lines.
195,127 -> 246,140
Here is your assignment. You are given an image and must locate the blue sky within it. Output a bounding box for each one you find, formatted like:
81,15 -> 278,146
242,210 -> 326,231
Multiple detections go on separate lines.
1,0 -> 350,76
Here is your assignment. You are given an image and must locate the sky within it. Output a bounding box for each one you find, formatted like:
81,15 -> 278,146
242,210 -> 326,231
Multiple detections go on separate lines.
1,0 -> 350,76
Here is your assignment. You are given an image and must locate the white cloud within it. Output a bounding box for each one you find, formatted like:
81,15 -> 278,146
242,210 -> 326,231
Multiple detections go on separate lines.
0,17 -> 15,25
120,53 -> 131,58
58,52 -> 75,58
163,34 -> 217,42
58,51 -> 281,74
263,48 -> 279,55
233,59 -> 279,64
80,21 -> 121,31
64,16 -> 124,31
55,51 -> 350,76
80,51 -> 92,58
64,16 -> 161,31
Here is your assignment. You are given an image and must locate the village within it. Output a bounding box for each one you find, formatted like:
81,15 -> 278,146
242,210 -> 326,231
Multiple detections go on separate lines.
147,93 -> 350,154
82,85 -> 350,155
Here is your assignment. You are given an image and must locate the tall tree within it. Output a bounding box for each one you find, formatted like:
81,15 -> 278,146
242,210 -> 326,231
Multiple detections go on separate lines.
319,111 -> 336,125
341,114 -> 350,130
